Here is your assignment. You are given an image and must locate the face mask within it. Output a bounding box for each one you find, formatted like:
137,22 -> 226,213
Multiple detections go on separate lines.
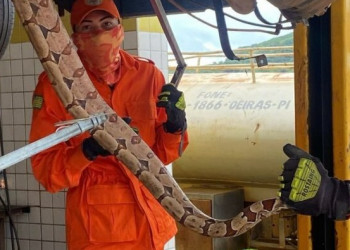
72,26 -> 124,84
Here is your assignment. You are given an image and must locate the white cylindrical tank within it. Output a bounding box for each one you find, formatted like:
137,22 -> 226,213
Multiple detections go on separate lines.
174,73 -> 295,185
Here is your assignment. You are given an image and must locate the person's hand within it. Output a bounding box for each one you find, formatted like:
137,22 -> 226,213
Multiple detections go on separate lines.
157,83 -> 186,133
82,117 -> 136,161
82,136 -> 111,161
279,144 -> 350,220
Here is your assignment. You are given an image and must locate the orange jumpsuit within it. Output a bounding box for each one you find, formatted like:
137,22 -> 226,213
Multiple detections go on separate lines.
30,50 -> 189,250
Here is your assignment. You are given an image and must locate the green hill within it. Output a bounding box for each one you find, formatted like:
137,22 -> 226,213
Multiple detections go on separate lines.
247,32 -> 293,47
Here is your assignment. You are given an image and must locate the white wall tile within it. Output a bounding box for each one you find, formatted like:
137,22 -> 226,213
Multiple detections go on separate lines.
138,50 -> 151,59
11,76 -> 24,92
13,109 -> 25,124
19,240 -> 30,250
15,141 -> 26,149
34,60 -> 43,75
52,192 -> 65,208
126,49 -> 138,56
1,125 -> 13,141
24,92 -> 33,108
34,74 -> 40,84
3,141 -> 14,154
0,109 -> 14,124
40,192 -> 53,207
23,59 -> 35,75
11,60 -> 23,76
161,51 -> 168,71
23,75 -> 36,91
150,51 -> 162,69
162,69 -> 169,81
5,174 -> 15,189
1,93 -> 13,108
28,191 -> 40,206
161,34 -> 168,51
16,174 -> 28,190
54,242 -> 66,250
42,241 -> 54,250
26,159 -> 33,174
138,32 -> 151,50
14,125 -> 26,141
28,207 -> 41,223
7,190 -> 16,206
28,174 -> 40,190
29,224 -> 42,240
53,225 -> 65,242
41,225 -> 54,241
21,43 -> 34,59
12,92 -> 24,108
29,240 -> 42,250
17,213 -> 29,223
0,61 -> 11,76
25,109 -> 33,124
123,31 -> 138,50
16,190 -> 28,205
25,124 -> 31,140
10,44 -> 22,60
41,208 -> 53,224
0,76 -> 12,92
150,33 -> 162,51
17,223 -> 29,239
4,164 -> 15,173
15,162 -> 27,173
53,209 -> 65,225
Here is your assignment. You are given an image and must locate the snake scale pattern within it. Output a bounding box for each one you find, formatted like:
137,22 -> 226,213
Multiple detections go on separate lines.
12,0 -> 289,238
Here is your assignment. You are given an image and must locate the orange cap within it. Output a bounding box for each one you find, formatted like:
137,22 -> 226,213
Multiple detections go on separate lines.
70,0 -> 120,27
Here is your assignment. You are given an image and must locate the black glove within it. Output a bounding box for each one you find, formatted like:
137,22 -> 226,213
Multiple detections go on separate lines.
82,137 -> 111,161
279,144 -> 350,220
82,117 -> 134,161
157,83 -> 186,133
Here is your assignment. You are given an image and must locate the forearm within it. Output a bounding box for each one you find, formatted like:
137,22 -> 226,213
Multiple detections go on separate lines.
329,179 -> 350,220
152,126 -> 189,165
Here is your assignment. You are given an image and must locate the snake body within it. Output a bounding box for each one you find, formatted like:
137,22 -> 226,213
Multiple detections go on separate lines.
12,0 -> 289,238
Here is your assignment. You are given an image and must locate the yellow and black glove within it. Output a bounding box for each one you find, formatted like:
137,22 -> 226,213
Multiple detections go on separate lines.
157,83 -> 186,133
279,144 -> 350,220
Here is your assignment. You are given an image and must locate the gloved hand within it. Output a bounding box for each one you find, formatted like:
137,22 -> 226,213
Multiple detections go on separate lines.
279,144 -> 350,220
157,83 -> 186,133
82,117 -> 134,161
82,136 -> 111,161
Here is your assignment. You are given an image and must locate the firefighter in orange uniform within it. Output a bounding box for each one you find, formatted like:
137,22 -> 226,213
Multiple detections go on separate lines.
29,0 -> 189,249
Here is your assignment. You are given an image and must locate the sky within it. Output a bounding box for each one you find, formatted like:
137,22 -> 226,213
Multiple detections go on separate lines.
167,1 -> 292,52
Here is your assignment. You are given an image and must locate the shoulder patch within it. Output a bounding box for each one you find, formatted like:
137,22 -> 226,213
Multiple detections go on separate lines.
134,56 -> 155,65
33,95 -> 44,109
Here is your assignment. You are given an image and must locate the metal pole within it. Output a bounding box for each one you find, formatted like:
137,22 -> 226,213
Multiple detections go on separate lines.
0,113 -> 108,172
150,0 -> 187,87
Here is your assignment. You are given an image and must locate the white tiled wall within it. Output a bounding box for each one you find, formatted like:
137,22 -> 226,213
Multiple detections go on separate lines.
0,29 -> 174,250
125,31 -> 169,81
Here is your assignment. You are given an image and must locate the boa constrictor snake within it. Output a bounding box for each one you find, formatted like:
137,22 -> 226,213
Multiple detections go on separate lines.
11,0 -> 291,238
